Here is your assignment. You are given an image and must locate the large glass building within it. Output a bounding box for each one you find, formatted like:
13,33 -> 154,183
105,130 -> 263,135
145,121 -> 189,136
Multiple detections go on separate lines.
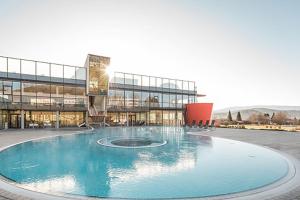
0,54 -> 201,129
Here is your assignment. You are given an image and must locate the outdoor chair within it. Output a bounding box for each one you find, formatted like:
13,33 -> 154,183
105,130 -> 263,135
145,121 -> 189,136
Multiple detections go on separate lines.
198,120 -> 203,128
204,120 -> 210,129
192,120 -> 196,128
209,120 -> 215,128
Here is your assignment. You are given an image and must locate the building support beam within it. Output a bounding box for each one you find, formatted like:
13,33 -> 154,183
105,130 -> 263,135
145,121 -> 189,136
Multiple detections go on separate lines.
126,112 -> 129,126
56,111 -> 60,129
85,111 -> 89,127
21,110 -> 24,129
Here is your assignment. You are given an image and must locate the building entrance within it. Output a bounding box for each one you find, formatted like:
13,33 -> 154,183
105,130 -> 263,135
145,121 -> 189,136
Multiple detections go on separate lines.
9,114 -> 21,128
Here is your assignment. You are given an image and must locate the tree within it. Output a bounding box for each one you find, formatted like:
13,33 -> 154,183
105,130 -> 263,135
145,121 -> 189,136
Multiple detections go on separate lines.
227,110 -> 233,122
293,117 -> 298,126
271,112 -> 275,123
248,113 -> 269,124
263,113 -> 271,124
272,112 -> 288,125
236,111 -> 242,122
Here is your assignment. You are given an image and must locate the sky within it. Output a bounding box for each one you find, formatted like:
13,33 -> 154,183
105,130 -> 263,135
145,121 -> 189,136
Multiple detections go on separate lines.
0,0 -> 299,110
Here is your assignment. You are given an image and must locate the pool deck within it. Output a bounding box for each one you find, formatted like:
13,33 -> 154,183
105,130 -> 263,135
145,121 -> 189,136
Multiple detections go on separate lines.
0,128 -> 300,200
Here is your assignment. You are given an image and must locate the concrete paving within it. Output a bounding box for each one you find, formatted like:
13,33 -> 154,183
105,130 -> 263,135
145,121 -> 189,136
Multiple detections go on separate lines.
0,128 -> 300,200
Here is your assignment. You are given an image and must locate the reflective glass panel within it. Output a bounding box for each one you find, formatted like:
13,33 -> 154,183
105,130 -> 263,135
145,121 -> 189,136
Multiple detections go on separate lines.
64,85 -> 76,98
183,81 -> 189,90
125,74 -> 133,85
64,66 -> 76,79
150,77 -> 156,87
51,64 -> 63,78
88,55 -> 109,95
170,80 -> 176,89
51,84 -> 64,98
141,91 -> 150,106
170,94 -> 176,107
189,82 -> 195,91
114,72 -> 124,84
76,67 -> 86,80
133,91 -> 141,107
8,58 -> 20,73
22,82 -> 36,96
142,76 -> 149,87
162,79 -> 169,88
21,60 -> 35,75
176,80 -> 183,90
133,75 -> 141,86
183,95 -> 189,104
12,81 -> 21,95
176,94 -> 183,108
76,86 -> 86,97
125,90 -> 133,108
189,95 -> 195,103
150,92 -> 162,107
0,57 -> 7,73
37,62 -> 50,76
156,78 -> 163,88
36,83 -> 51,97
163,93 -> 170,107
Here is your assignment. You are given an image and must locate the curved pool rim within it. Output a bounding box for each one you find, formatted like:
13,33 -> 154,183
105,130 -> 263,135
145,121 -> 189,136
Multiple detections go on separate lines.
0,127 -> 299,200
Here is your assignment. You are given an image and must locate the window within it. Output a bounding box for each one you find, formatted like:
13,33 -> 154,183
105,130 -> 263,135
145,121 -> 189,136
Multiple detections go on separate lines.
189,95 -> 195,103
36,83 -> 51,97
170,80 -> 176,89
51,84 -> 64,98
125,90 -> 133,108
51,64 -> 63,78
133,91 -> 141,107
64,66 -> 76,79
183,81 -> 189,90
76,67 -> 86,80
21,60 -> 35,76
156,77 -> 163,88
150,77 -> 156,87
183,95 -> 189,104
150,92 -> 162,107
114,89 -> 125,107
176,94 -> 183,108
22,82 -> 36,96
12,81 -> 21,95
133,75 -> 141,86
37,62 -> 50,77
163,93 -> 170,107
170,94 -> 176,108
0,57 -> 7,76
125,74 -> 133,85
141,91 -> 150,106
8,58 -> 20,78
176,80 -> 183,90
64,85 -> 76,98
76,86 -> 86,97
189,82 -> 195,91
162,78 -> 169,89
142,76 -> 149,87
114,72 -> 124,84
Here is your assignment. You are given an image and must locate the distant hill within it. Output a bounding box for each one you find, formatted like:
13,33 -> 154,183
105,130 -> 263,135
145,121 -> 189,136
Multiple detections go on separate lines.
213,106 -> 300,120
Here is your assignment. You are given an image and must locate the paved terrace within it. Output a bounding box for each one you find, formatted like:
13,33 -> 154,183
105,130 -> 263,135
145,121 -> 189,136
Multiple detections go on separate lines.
0,128 -> 300,200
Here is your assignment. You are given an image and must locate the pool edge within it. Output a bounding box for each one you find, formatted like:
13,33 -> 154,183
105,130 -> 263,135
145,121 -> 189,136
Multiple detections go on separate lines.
0,128 -> 299,200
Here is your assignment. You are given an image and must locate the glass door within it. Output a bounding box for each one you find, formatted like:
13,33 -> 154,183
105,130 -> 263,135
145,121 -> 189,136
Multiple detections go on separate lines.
9,114 -> 20,128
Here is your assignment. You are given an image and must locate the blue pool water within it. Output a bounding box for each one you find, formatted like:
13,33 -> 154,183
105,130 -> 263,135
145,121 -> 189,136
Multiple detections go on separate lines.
0,127 -> 289,199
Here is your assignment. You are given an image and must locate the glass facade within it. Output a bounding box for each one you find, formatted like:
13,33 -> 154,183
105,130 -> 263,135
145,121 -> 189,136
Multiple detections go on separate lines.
87,55 -> 110,96
107,72 -> 197,125
0,55 -> 198,128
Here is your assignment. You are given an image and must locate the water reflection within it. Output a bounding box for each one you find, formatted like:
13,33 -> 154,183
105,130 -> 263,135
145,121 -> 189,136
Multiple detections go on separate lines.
0,127 -> 287,199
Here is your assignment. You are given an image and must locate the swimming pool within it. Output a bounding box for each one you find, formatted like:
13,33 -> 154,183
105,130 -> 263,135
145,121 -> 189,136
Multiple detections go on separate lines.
0,127 -> 290,199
